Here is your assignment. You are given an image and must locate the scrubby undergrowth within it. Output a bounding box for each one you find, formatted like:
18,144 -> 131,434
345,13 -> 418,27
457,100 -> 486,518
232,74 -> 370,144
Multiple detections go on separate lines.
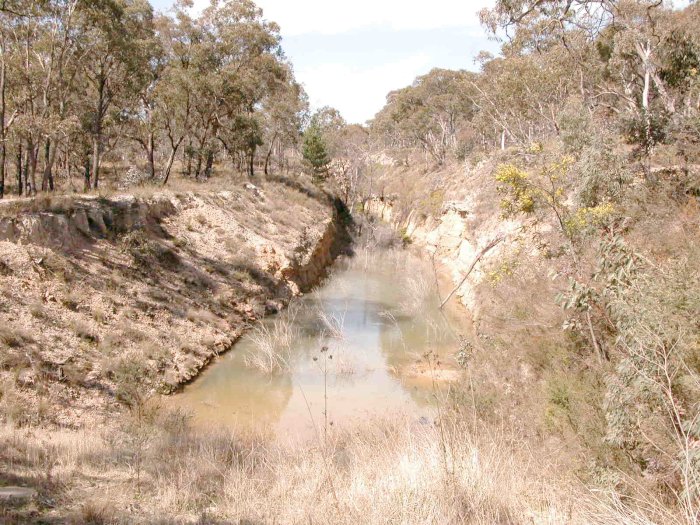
0,409 -> 669,524
368,143 -> 700,524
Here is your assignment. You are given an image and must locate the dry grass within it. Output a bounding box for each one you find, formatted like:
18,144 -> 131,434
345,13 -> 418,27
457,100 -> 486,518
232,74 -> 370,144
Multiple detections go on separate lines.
0,325 -> 35,349
0,408 -> 683,524
245,311 -> 299,374
317,309 -> 346,340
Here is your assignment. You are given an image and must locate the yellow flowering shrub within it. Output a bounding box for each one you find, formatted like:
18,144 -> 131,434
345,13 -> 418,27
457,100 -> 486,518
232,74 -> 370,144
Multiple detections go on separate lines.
495,164 -> 537,216
565,203 -> 616,237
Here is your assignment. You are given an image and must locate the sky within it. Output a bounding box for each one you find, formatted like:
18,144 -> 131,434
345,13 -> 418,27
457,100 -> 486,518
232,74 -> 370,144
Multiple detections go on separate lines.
150,0 -> 500,124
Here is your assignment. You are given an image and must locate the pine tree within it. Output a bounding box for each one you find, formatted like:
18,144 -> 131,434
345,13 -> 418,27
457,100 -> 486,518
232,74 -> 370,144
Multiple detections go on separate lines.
302,124 -> 330,180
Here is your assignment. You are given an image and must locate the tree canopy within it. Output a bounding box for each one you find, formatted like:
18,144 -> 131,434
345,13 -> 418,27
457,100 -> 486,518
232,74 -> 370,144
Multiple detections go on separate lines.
0,0 -> 309,197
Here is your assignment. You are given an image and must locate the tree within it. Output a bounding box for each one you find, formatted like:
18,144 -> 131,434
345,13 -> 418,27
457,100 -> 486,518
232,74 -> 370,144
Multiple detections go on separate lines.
259,75 -> 308,176
0,0 -> 318,194
480,0 -> 695,160
372,69 -> 475,165
78,0 -> 154,189
302,123 -> 330,180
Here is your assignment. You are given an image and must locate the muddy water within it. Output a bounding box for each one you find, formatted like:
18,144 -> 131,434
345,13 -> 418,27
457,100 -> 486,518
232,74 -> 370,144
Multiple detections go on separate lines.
168,249 -> 461,439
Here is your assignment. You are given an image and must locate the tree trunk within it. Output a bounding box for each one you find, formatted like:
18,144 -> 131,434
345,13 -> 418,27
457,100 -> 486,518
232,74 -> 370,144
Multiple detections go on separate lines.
27,137 -> 38,195
91,133 -> 100,190
41,139 -> 56,191
65,149 -> 74,191
264,134 -> 276,176
248,145 -> 255,177
162,139 -> 182,186
0,136 -> 4,199
91,78 -> 105,190
203,149 -> 214,180
147,131 -> 155,179
440,236 -> 505,310
0,50 -> 5,200
16,140 -> 22,196
194,152 -> 202,180
184,138 -> 192,177
642,47 -> 652,148
83,154 -> 91,192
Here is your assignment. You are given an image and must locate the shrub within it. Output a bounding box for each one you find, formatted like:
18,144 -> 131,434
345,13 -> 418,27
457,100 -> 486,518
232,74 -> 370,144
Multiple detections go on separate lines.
0,326 -> 35,349
495,164 -> 536,215
72,320 -> 99,343
111,356 -> 152,408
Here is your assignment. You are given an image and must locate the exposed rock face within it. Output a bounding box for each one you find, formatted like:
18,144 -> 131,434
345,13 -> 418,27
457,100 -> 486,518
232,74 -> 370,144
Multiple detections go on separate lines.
0,195 -> 178,248
282,218 -> 341,293
0,182 -> 348,426
366,196 -> 520,322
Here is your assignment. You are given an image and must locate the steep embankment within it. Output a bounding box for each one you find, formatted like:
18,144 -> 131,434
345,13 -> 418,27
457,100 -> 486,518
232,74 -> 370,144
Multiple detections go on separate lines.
368,158 -> 527,325
0,179 -> 348,427
369,153 -> 700,492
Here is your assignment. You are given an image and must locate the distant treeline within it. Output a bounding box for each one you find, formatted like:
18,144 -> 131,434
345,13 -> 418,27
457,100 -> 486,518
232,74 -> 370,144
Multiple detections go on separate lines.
371,1 -> 699,168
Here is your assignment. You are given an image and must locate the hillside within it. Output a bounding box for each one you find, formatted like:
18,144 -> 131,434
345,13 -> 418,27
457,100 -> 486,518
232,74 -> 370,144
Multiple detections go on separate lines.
368,150 -> 700,513
0,177 -> 347,428
1,0 -> 700,522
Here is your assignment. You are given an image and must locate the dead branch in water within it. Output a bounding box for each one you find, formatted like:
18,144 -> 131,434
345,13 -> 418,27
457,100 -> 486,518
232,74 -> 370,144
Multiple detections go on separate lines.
439,235 -> 505,310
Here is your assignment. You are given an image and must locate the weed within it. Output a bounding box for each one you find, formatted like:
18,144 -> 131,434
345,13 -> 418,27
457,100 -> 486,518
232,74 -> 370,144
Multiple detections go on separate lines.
245,314 -> 298,374
72,320 -> 99,343
29,302 -> 49,320
0,326 -> 35,349
317,309 -> 345,340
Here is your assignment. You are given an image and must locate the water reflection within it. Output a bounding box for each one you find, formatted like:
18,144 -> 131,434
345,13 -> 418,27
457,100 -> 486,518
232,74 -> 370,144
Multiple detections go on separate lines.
168,250 -> 458,438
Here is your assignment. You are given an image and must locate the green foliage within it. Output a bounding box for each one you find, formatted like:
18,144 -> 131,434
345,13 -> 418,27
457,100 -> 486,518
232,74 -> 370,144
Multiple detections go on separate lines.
572,139 -> 631,208
486,257 -> 519,286
558,99 -> 593,154
603,256 -> 700,478
563,203 -> 616,238
495,164 -> 536,216
371,68 -> 476,165
399,227 -> 412,247
302,124 -> 331,180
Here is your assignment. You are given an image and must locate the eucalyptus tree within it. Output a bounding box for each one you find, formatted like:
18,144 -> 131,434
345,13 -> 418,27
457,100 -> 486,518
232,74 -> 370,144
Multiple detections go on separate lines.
154,5 -> 197,184
0,0 -> 310,193
259,74 -> 308,175
372,69 -> 475,165
187,0 -> 286,179
480,0 -> 699,157
78,0 -> 154,189
124,11 -> 167,181
470,46 -> 577,148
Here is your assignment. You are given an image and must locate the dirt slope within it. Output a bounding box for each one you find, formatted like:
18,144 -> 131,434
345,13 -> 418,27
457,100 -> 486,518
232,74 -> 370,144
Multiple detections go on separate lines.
0,178 -> 348,427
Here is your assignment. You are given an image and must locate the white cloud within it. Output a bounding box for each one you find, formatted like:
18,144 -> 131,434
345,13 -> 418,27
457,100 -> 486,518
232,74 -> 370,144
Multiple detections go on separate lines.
194,0 -> 493,35
187,0 -> 497,123
263,0 -> 492,35
297,53 -> 433,124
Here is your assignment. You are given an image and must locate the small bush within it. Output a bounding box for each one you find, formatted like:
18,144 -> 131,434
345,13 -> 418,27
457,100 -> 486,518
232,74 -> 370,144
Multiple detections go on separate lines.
111,356 -> 152,407
186,308 -> 219,326
72,320 -> 99,343
62,362 -> 92,386
0,326 -> 35,349
29,302 -> 49,320
62,289 -> 83,311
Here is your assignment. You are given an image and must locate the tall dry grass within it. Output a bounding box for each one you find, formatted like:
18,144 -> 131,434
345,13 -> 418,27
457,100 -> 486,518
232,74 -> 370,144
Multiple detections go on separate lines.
244,311 -> 299,374
0,409 -> 685,524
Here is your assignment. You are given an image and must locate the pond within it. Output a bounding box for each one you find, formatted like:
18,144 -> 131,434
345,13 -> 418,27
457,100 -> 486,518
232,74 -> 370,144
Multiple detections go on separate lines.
167,248 -> 462,440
